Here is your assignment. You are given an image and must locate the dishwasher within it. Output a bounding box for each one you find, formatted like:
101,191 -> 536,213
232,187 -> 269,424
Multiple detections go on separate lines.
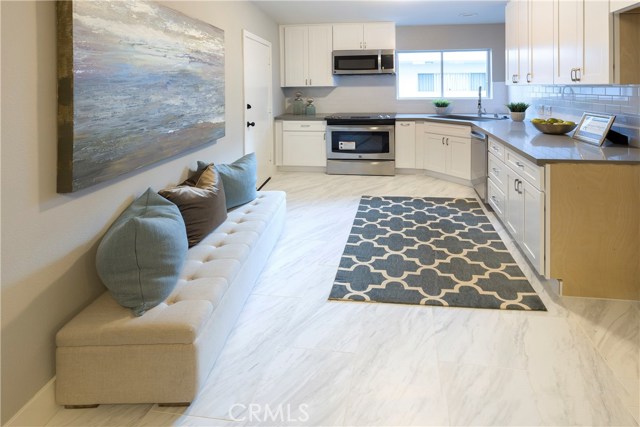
470,130 -> 488,203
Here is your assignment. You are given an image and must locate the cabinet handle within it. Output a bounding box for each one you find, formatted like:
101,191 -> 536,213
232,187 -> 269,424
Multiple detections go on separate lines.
309,78 -> 312,85
526,73 -> 532,83
515,161 -> 524,168
518,180 -> 523,194
301,124 -> 310,127
446,137 -> 449,146
441,137 -> 445,145
491,145 -> 499,152
360,41 -> 363,49
400,123 -> 410,127
575,68 -> 581,82
492,167 -> 498,173
570,68 -> 576,82
514,178 -> 519,192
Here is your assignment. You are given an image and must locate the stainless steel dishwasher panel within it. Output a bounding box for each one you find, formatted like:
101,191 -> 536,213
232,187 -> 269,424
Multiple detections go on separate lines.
470,130 -> 488,203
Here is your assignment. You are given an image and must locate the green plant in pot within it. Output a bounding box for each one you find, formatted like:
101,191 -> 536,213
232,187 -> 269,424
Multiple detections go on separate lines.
433,99 -> 452,115
506,102 -> 530,122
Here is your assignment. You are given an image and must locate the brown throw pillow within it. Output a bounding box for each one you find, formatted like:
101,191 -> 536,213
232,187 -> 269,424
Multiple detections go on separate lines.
159,165 -> 227,248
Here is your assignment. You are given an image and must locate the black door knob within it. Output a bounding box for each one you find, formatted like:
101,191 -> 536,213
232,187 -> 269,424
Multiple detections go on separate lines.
247,104 -> 252,109
247,121 -> 255,127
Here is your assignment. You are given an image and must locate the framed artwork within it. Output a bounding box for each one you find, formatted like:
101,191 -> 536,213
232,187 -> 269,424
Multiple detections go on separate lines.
57,1 -> 225,193
572,113 -> 615,146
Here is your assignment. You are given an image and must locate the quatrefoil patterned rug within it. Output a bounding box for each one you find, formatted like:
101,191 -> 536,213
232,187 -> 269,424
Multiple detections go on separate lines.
329,196 -> 546,311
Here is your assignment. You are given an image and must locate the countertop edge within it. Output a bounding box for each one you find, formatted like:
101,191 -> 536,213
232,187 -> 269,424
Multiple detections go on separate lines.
275,114 -> 640,165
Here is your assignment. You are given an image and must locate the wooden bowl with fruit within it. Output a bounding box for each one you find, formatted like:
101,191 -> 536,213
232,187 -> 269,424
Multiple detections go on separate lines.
530,118 -> 577,135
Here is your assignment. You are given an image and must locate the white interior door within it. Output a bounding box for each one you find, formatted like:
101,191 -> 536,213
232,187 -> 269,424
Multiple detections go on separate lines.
243,30 -> 273,189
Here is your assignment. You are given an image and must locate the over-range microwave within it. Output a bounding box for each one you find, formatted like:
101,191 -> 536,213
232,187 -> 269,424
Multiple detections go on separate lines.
332,49 -> 395,75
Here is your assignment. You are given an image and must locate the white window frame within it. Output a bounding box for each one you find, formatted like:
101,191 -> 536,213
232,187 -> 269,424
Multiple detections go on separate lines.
396,49 -> 493,100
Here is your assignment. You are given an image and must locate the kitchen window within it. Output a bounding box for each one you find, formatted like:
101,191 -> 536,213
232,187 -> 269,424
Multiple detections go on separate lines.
397,49 -> 491,99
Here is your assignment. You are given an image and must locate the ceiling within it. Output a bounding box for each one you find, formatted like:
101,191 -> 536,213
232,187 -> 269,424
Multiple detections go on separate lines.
252,1 -> 508,26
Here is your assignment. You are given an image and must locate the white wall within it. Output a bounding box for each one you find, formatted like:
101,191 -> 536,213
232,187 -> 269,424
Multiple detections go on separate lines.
0,1 -> 282,423
283,23 -> 507,115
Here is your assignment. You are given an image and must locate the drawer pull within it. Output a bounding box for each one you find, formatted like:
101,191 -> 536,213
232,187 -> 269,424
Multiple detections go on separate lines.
491,146 -> 499,151
300,125 -> 311,127
400,123 -> 411,127
516,161 -> 524,168
492,167 -> 498,173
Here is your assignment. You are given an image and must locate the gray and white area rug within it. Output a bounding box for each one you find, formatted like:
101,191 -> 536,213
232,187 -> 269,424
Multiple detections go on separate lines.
329,196 -> 546,311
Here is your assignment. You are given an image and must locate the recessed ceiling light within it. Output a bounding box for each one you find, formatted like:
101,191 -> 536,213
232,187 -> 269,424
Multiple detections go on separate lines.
459,12 -> 479,17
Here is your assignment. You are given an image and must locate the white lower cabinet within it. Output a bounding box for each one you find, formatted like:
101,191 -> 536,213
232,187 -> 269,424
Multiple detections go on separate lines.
423,127 -> 471,180
280,121 -> 326,167
395,121 -> 416,168
488,139 -> 545,274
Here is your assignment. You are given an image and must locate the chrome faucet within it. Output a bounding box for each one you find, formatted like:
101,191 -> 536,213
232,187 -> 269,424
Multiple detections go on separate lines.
477,86 -> 486,115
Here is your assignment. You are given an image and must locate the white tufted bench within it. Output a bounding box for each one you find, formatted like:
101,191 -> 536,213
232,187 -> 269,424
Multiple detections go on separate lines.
55,191 -> 286,407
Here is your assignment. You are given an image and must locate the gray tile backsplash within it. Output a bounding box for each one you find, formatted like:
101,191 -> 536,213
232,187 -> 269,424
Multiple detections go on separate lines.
509,84 -> 640,147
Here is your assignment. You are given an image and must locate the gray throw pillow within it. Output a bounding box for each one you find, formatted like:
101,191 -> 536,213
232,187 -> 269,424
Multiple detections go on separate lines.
96,188 -> 188,316
159,165 -> 227,248
204,153 -> 257,209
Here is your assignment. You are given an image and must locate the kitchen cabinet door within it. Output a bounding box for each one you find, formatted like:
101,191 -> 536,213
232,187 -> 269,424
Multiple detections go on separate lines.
517,0 -> 530,83
282,25 -> 333,87
505,1 -> 520,84
282,131 -> 326,167
363,22 -> 396,50
307,26 -> 334,87
521,179 -> 545,273
505,167 -> 524,242
446,136 -> 471,180
581,0 -> 611,84
283,26 -> 308,87
333,24 -> 364,50
555,0 -> 582,84
423,133 -> 447,174
395,121 -> 416,168
529,0 -> 554,84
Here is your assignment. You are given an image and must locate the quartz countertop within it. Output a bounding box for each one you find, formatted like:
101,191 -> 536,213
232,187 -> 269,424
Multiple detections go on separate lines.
276,113 -> 640,164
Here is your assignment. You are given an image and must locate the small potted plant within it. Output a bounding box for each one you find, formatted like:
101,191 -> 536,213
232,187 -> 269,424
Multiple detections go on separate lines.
433,99 -> 452,115
506,102 -> 530,122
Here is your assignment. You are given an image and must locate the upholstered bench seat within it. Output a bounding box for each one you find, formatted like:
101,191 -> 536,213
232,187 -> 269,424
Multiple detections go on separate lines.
55,191 -> 286,406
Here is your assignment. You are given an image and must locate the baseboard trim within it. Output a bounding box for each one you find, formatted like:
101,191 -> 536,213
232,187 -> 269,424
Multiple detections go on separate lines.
6,377 -> 58,427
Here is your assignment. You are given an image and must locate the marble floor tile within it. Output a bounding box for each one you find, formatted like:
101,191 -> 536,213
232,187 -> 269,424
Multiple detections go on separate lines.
134,410 -> 238,426
284,300 -> 367,353
563,297 -> 640,412
439,362 -> 542,426
46,404 -> 152,426
343,303 -> 449,426
433,306 -> 532,369
248,347 -> 355,426
524,316 -> 637,426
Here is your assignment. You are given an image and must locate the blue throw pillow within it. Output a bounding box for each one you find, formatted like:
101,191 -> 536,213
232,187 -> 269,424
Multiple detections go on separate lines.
96,188 -> 188,316
213,153 -> 257,209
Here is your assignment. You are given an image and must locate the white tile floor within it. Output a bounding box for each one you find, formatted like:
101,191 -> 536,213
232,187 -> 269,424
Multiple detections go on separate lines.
46,172 -> 639,427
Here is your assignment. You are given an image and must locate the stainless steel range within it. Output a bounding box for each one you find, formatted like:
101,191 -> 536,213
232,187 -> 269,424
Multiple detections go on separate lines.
325,113 -> 395,176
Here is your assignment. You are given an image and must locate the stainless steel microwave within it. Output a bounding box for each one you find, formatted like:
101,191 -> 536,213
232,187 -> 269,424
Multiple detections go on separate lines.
332,49 -> 395,75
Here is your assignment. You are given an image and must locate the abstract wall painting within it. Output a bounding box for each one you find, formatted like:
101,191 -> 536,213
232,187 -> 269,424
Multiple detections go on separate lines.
57,1 -> 225,193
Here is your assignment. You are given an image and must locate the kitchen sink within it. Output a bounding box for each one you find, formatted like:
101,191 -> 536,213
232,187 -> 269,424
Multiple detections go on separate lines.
438,114 -> 509,121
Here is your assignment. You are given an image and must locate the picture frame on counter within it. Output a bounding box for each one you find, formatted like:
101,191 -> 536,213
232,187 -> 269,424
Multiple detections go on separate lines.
572,113 -> 616,146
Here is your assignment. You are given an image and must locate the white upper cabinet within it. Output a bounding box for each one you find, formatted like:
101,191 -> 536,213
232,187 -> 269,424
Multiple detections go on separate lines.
281,25 -> 334,87
333,22 -> 395,50
554,0 -> 611,84
529,0 -> 555,83
505,0 -> 554,85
